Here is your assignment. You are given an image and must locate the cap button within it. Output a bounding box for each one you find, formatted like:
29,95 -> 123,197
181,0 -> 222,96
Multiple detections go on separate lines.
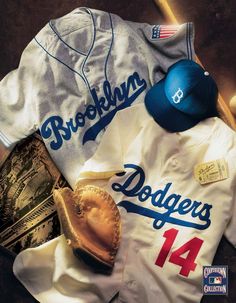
204,71 -> 209,76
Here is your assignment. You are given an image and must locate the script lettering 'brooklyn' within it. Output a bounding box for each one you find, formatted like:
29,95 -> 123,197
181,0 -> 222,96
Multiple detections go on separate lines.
40,72 -> 147,150
112,164 -> 212,230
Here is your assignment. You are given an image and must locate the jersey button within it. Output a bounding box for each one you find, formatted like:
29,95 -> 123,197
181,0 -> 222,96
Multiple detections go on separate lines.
127,280 -> 136,289
84,66 -> 90,73
71,54 -> 77,62
172,159 -> 179,166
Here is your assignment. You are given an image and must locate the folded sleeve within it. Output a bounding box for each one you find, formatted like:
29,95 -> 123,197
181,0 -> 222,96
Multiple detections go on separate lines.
0,39 -> 44,148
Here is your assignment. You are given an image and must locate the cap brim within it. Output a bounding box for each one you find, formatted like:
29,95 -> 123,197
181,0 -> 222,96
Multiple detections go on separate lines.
144,79 -> 201,132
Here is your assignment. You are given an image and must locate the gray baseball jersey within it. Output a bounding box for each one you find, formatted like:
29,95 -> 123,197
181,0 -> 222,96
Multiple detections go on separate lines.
0,7 -> 194,188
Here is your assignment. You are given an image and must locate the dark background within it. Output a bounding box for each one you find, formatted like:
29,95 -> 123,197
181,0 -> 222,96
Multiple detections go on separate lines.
0,1 -> 236,302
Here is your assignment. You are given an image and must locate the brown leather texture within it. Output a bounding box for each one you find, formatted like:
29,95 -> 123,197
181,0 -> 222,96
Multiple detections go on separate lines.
54,185 -> 121,273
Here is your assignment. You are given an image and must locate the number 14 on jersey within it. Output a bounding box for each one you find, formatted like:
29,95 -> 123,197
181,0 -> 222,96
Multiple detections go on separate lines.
155,228 -> 204,277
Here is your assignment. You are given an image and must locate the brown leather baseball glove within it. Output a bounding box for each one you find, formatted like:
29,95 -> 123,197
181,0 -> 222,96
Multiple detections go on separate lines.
53,185 -> 121,274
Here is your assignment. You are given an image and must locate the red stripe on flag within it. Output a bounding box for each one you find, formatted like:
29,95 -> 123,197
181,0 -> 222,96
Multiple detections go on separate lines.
160,31 -> 177,34
160,35 -> 175,38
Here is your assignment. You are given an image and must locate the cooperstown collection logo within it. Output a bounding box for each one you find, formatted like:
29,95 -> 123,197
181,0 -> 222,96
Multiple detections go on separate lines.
203,266 -> 228,295
40,72 -> 147,150
113,164 -> 212,230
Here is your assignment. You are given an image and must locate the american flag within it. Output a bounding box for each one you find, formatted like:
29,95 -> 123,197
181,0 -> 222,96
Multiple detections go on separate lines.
152,25 -> 180,39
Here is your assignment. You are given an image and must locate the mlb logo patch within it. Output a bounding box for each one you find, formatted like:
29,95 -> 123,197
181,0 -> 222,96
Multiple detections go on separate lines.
203,266 -> 228,295
209,276 -> 222,284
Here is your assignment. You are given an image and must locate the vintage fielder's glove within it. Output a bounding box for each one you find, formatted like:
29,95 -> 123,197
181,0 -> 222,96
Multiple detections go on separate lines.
53,185 -> 121,273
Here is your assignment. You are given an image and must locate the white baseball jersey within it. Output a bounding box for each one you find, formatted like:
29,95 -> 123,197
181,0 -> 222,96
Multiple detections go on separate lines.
0,7 -> 194,188
14,104 -> 236,303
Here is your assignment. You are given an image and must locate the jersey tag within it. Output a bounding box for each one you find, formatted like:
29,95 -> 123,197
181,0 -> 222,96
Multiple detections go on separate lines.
194,159 -> 229,185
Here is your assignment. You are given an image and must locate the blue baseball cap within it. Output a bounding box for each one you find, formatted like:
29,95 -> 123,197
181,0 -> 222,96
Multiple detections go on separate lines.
144,59 -> 218,132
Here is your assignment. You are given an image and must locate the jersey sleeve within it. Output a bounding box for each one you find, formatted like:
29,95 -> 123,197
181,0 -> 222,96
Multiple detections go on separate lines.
156,22 -> 195,68
224,193 -> 236,247
78,104 -> 151,181
0,39 -> 44,148
135,22 -> 196,74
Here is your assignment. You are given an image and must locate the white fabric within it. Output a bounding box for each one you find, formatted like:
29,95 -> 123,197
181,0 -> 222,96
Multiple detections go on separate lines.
14,104 -> 236,303
0,7 -> 194,188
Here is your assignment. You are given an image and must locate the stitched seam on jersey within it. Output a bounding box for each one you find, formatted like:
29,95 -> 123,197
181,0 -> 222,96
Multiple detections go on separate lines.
35,25 -> 89,51
49,20 -> 88,56
39,22 -> 94,89
188,23 -> 191,59
80,7 -> 105,115
186,23 -> 189,59
107,23 -> 184,41
0,131 -> 12,147
186,22 -> 192,60
96,27 -> 146,56
47,19 -> 113,90
188,23 -> 193,60
47,14 -> 189,47
81,7 -> 96,94
55,23 -> 189,46
106,24 -> 188,49
104,13 -> 114,82
49,21 -> 92,38
186,23 -> 190,59
34,37 -> 87,86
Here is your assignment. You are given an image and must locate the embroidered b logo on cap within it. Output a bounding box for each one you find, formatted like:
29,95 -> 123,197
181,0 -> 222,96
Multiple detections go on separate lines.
145,59 -> 218,132
172,88 -> 183,104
